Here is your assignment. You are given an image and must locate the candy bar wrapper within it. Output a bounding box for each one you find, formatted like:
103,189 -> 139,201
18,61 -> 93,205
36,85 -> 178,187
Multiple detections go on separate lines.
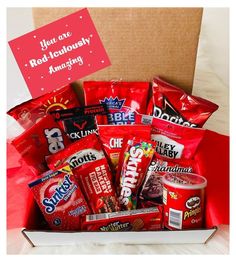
12,114 -> 71,175
117,137 -> 156,210
83,81 -> 149,125
78,158 -> 120,214
82,206 -> 163,231
98,124 -> 151,173
47,133 -> 105,177
136,114 -> 205,160
50,104 -> 109,141
8,85 -> 80,130
139,152 -> 197,206
147,77 -> 218,127
28,165 -> 90,231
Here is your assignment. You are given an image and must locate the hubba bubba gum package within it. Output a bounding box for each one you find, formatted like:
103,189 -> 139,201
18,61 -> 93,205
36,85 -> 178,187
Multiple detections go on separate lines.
82,206 -> 163,232
136,114 -> 205,160
29,165 -> 90,231
77,158 -> 120,214
117,136 -> 156,210
50,104 -> 109,141
98,124 -> 152,172
47,133 -> 105,176
8,85 -> 80,130
11,114 -> 71,175
83,81 -> 149,125
139,152 -> 197,207
146,77 -> 218,127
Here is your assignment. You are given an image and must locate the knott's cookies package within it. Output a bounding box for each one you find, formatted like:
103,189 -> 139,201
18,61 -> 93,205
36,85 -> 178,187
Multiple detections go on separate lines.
47,133 -> 105,176
82,206 -> 163,231
98,124 -> 152,172
147,77 -> 218,127
29,165 -> 90,231
136,114 -> 205,160
83,81 -> 149,125
8,85 -> 80,130
12,114 -> 71,175
50,104 -> 109,141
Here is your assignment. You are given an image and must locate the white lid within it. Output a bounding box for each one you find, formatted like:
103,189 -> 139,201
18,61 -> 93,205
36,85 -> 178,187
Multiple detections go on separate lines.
162,173 -> 207,190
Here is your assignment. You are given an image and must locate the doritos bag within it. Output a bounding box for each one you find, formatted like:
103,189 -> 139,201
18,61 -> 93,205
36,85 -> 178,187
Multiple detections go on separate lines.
8,85 -> 80,129
147,77 -> 218,127
83,81 -> 149,125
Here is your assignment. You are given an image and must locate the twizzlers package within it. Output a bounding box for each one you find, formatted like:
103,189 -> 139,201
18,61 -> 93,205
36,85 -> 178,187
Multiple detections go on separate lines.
139,152 -> 196,206
78,158 -> 120,214
12,114 -> 71,175
98,124 -> 151,171
83,81 -> 149,125
51,104 -> 108,141
117,137 -> 156,210
47,133 -> 105,176
147,77 -> 218,127
8,85 -> 80,129
136,114 -> 205,160
29,165 -> 90,231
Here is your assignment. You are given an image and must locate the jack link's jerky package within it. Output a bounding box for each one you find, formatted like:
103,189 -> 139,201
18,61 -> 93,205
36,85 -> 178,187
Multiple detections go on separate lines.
136,114 -> 205,160
77,158 -> 120,214
50,104 -> 108,141
98,124 -> 151,172
139,152 -> 197,207
117,136 -> 156,210
29,165 -> 90,231
8,85 -> 80,130
47,133 -> 105,178
147,77 -> 218,127
12,114 -> 71,175
83,81 -> 149,125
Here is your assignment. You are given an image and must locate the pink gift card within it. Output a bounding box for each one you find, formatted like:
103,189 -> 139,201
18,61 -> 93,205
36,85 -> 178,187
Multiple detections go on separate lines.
9,8 -> 111,98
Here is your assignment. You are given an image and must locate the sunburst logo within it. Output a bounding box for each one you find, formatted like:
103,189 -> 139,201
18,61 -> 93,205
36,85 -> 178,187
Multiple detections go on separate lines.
39,96 -> 70,115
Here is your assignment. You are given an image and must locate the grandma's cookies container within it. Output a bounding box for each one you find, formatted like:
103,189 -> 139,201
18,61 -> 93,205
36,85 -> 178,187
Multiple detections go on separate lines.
163,173 -> 207,230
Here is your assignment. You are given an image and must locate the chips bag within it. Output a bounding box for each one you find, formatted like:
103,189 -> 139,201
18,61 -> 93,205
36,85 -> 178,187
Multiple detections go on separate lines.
83,81 -> 149,125
12,114 -> 71,175
8,85 -> 80,129
147,77 -> 218,127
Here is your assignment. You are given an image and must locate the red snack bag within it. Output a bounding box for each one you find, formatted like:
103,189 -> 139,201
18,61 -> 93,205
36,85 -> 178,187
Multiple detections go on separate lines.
117,137 -> 156,210
8,85 -> 80,129
136,114 -> 205,160
82,206 -> 163,231
163,173 -> 207,230
50,104 -> 108,141
83,81 -> 149,125
98,124 -> 151,172
29,165 -> 90,231
139,152 -> 196,206
12,114 -> 71,175
77,158 -> 120,214
47,133 -> 105,176
148,77 -> 218,127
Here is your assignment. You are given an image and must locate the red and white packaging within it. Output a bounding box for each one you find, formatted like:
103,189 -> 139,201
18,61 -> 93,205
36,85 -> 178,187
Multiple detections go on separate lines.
12,114 -> 71,175
139,152 -> 196,207
47,133 -> 105,177
136,114 -> 205,160
28,165 -> 90,231
147,77 -> 218,127
83,81 -> 149,125
77,158 -> 120,214
8,85 -> 80,130
98,124 -> 151,172
163,173 -> 207,230
117,136 -> 156,210
82,206 -> 163,231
